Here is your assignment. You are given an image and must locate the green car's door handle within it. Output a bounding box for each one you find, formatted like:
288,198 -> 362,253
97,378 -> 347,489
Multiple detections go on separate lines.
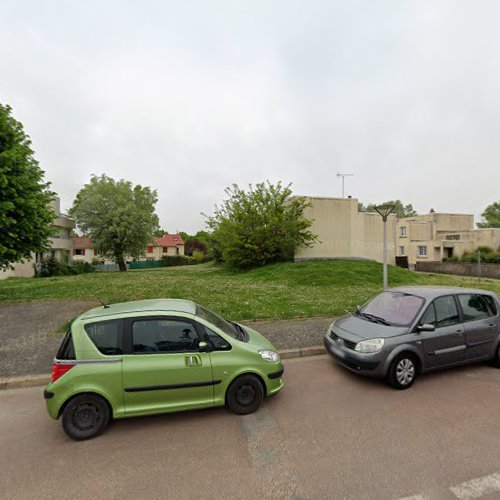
185,354 -> 202,367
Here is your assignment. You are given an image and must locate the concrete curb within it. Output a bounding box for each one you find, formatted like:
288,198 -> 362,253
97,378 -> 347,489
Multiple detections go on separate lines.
0,345 -> 326,391
0,374 -> 51,391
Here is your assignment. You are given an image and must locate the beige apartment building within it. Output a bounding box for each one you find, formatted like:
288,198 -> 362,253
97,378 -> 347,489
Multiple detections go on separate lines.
397,210 -> 500,268
0,197 -> 75,279
294,196 -> 397,264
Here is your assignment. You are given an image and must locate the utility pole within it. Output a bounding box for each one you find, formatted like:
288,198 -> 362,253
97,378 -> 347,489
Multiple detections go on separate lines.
336,173 -> 354,198
374,204 -> 396,290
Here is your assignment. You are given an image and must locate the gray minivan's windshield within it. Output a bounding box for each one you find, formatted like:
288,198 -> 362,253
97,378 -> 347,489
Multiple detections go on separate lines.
358,292 -> 424,326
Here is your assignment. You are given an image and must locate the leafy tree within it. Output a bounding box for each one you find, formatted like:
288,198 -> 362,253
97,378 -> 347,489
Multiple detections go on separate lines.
205,181 -> 317,269
360,199 -> 417,218
477,201 -> 500,228
0,103 -> 55,270
70,175 -> 159,271
153,228 -> 169,237
185,239 -> 208,256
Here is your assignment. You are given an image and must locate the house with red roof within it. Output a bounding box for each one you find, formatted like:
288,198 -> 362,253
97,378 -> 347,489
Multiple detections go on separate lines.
72,233 -> 185,264
144,233 -> 185,260
72,237 -> 97,263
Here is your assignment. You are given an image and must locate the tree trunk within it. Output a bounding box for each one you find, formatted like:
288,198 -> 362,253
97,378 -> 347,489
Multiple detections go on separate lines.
117,256 -> 127,272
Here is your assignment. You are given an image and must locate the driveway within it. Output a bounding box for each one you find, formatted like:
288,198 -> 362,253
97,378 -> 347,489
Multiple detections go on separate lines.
0,300 -> 334,378
2,356 -> 500,499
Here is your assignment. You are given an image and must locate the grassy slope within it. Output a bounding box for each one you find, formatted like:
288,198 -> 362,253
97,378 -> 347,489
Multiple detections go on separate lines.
0,260 -> 498,321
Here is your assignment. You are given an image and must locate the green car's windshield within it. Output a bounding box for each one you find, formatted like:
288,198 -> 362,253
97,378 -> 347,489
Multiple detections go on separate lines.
196,304 -> 239,339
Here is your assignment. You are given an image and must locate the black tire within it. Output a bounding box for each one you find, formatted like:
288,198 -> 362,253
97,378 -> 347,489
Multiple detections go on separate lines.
61,394 -> 110,441
226,374 -> 264,415
491,345 -> 500,368
387,353 -> 418,390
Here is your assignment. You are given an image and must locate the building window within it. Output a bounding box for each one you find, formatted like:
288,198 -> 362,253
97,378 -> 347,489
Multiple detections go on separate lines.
147,246 -> 153,253
400,226 -> 407,237
399,246 -> 405,256
176,247 -> 180,255
417,246 -> 427,257
163,246 -> 169,253
74,249 -> 85,256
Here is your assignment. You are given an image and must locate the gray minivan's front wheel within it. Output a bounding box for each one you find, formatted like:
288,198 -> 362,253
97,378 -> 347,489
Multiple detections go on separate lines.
226,374 -> 264,415
388,354 -> 417,390
62,394 -> 110,441
492,345 -> 500,368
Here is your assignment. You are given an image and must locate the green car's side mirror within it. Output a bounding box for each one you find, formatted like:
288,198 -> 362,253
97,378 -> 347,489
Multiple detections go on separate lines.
198,341 -> 213,352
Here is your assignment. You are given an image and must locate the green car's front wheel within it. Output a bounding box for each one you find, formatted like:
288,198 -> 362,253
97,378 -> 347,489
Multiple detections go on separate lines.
226,374 -> 264,415
62,394 -> 110,441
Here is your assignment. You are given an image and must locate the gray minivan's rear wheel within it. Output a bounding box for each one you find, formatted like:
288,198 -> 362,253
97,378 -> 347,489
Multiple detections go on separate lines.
62,394 -> 110,441
226,374 -> 264,415
388,354 -> 417,390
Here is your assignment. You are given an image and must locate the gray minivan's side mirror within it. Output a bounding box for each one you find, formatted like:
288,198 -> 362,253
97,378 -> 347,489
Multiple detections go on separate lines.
418,323 -> 435,332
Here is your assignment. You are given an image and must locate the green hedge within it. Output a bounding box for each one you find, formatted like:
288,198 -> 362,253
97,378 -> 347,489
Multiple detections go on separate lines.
161,255 -> 213,267
38,257 -> 96,277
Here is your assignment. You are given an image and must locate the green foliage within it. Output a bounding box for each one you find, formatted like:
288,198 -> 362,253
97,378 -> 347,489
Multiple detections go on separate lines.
477,201 -> 500,228
0,103 -> 55,270
360,200 -> 418,218
205,181 -> 317,269
153,228 -> 169,237
69,175 -> 159,271
444,246 -> 500,264
38,257 -> 95,277
161,255 -> 213,267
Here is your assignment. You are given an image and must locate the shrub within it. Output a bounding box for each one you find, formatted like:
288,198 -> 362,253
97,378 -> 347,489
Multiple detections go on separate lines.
161,255 -> 213,267
38,257 -> 69,277
71,262 -> 96,274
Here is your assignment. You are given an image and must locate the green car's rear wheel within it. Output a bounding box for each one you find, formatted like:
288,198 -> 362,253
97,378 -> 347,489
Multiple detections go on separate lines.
226,374 -> 264,415
62,394 -> 110,441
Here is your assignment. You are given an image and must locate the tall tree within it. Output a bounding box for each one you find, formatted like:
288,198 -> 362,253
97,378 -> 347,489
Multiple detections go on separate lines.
70,175 -> 159,271
477,201 -> 500,228
205,181 -> 317,269
0,103 -> 54,270
360,199 -> 418,218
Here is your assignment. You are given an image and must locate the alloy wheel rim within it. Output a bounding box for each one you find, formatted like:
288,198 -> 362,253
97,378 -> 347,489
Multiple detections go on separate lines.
236,384 -> 256,406
72,402 -> 101,431
396,358 -> 415,385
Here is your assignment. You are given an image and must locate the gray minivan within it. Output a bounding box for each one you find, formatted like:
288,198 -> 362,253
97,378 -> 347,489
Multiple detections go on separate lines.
324,286 -> 500,389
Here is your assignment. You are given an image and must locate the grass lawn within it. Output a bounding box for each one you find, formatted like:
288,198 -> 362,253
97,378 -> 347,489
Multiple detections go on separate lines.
0,260 -> 498,321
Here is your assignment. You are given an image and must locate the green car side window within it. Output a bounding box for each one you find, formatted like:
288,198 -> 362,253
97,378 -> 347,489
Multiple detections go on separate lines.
203,326 -> 232,351
132,319 -> 200,354
85,320 -> 123,355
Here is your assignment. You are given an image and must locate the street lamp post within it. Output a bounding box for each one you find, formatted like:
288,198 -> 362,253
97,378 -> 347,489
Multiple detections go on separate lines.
374,204 -> 396,290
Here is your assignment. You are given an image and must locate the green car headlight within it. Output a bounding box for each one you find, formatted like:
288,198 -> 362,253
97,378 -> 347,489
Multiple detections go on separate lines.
258,350 -> 280,362
354,338 -> 385,353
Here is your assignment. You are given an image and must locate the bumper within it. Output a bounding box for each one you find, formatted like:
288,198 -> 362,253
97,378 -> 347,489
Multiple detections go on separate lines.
266,364 -> 284,396
324,335 -> 384,378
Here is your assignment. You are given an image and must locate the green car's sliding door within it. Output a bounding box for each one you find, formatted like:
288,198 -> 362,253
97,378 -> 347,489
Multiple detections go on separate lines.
122,316 -> 215,416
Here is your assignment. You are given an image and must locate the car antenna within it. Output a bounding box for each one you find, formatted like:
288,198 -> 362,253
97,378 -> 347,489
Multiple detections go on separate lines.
93,292 -> 110,309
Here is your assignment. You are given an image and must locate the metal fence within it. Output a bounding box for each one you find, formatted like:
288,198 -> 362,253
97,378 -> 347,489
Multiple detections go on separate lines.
128,260 -> 164,270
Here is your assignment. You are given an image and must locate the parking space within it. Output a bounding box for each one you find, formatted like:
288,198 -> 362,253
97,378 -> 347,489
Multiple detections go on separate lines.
1,355 -> 500,499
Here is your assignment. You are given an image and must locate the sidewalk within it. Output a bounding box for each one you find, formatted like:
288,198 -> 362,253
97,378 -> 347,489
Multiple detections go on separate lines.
0,300 -> 335,385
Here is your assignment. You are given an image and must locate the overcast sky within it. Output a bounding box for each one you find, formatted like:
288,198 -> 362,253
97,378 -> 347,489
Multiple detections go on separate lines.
2,0 -> 499,233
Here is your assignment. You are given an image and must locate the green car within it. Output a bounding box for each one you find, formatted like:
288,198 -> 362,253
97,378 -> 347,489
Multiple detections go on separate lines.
44,299 -> 284,440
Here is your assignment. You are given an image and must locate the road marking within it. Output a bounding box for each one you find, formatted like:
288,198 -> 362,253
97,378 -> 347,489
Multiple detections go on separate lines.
398,495 -> 428,500
450,472 -> 500,499
239,408 -> 306,500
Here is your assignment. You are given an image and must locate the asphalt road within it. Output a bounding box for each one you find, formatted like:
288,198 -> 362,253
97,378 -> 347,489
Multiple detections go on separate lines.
2,356 -> 500,500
